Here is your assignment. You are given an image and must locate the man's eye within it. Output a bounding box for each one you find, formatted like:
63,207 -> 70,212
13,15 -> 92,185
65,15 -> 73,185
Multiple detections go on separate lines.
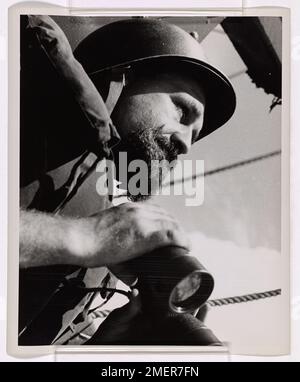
175,103 -> 187,122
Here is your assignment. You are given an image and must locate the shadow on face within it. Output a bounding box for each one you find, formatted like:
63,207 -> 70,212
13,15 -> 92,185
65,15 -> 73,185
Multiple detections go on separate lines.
107,70 -> 206,201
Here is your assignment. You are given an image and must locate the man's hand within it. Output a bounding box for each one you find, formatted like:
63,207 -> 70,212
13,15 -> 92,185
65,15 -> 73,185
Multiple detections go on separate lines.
20,203 -> 189,269
69,202 -> 190,268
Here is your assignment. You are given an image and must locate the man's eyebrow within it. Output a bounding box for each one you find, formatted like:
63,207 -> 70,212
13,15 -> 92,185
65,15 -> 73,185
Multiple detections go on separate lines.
183,95 -> 205,127
172,93 -> 204,117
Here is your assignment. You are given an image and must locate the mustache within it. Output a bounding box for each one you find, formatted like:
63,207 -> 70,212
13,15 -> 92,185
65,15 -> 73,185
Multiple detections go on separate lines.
114,124 -> 180,202
152,125 -> 181,162
118,123 -> 181,164
154,134 -> 180,162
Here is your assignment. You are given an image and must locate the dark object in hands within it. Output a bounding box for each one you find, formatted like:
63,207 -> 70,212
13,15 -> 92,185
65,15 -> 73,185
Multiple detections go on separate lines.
87,247 -> 218,345
124,245 -> 214,314
158,313 -> 222,345
106,246 -> 219,345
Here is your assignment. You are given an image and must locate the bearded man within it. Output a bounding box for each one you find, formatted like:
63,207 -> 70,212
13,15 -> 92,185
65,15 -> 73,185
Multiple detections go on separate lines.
19,16 -> 236,345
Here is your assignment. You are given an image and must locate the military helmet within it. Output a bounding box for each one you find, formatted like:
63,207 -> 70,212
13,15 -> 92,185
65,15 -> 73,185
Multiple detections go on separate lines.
74,18 -> 236,140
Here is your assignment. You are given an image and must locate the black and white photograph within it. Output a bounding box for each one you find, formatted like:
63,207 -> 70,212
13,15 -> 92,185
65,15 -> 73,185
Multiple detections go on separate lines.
9,11 -> 289,355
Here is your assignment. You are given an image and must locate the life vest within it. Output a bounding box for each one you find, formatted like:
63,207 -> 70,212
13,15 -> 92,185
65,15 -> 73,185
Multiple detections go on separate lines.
19,15 -> 120,345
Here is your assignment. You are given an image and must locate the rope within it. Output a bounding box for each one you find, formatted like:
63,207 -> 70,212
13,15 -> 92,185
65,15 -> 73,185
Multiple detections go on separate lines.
168,150 -> 281,187
207,289 -> 281,308
114,150 -> 281,198
81,289 -> 282,326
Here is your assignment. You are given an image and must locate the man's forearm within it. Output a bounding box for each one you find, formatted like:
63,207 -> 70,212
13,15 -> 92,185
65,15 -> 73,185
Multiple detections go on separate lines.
20,209 -> 80,268
19,203 -> 189,270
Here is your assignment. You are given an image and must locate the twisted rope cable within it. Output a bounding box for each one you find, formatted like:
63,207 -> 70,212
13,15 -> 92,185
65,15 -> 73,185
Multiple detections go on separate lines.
207,289 -> 281,308
168,150 -> 281,187
114,150 -> 281,198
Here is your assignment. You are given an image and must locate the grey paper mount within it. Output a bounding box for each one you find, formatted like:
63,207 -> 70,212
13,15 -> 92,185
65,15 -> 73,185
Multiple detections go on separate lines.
7,1 -> 290,359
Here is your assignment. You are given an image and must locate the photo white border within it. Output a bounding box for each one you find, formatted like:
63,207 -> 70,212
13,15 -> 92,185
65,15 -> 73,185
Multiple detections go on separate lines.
1,0 -> 298,362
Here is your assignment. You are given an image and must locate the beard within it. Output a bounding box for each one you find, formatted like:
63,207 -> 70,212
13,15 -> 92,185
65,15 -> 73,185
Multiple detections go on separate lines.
114,124 -> 181,202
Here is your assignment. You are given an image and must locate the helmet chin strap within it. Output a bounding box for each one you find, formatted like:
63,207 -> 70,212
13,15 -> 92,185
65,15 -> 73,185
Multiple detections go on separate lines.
105,69 -> 128,115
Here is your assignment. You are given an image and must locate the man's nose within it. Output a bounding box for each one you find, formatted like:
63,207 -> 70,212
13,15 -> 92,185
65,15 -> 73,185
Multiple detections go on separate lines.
170,127 -> 192,154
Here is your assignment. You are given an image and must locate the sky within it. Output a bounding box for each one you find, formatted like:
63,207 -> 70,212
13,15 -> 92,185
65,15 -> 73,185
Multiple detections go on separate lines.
152,22 -> 281,252
154,19 -> 284,352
